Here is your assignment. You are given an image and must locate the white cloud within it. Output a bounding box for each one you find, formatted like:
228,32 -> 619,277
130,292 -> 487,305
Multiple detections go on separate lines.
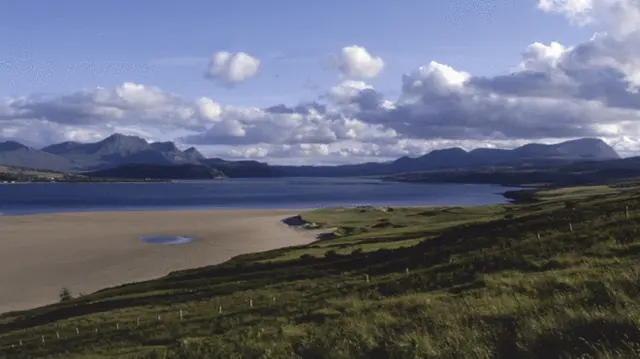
183,103 -> 397,147
0,83 -> 223,145
336,46 -> 384,79
5,2 -> 640,163
538,0 -> 595,25
538,0 -> 640,37
196,97 -> 222,120
517,42 -> 568,71
204,51 -> 260,86
328,80 -> 373,104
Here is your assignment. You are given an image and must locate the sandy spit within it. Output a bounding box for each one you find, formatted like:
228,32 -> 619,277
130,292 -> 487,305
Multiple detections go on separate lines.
0,209 -> 314,313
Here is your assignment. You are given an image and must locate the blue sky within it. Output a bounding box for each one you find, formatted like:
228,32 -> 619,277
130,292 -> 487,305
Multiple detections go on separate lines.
1,0 -> 639,164
0,0 -> 589,105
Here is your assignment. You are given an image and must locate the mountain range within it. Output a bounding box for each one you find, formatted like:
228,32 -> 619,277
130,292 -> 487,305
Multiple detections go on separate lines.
0,134 -> 621,178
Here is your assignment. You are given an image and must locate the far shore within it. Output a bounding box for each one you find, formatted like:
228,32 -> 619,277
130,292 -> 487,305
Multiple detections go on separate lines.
0,209 -> 318,314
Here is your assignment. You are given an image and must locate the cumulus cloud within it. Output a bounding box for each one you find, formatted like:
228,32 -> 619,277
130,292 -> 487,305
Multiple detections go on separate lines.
182,103 -> 397,147
336,46 -> 384,79
347,0 -> 640,147
204,51 -> 260,86
328,80 -> 373,104
4,1 -> 640,163
0,82 -> 223,144
538,0 -> 640,37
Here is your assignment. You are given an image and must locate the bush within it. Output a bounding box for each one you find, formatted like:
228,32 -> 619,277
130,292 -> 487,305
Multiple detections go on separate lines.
325,250 -> 339,259
59,287 -> 73,302
299,254 -> 314,261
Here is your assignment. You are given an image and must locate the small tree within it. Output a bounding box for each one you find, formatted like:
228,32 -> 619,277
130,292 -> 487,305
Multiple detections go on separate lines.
59,287 -> 73,302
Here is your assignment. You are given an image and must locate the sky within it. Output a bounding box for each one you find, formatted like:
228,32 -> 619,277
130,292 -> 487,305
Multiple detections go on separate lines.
1,0 -> 639,164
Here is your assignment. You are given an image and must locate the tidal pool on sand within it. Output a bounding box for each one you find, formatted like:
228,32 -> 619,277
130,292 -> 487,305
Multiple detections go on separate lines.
140,235 -> 194,245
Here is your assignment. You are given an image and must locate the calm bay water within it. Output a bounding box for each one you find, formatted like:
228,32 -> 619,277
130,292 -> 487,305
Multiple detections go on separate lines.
0,178 -> 519,215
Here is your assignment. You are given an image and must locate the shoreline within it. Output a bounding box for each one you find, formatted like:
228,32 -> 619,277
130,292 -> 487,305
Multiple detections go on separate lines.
0,208 -> 316,314
0,206 -> 320,217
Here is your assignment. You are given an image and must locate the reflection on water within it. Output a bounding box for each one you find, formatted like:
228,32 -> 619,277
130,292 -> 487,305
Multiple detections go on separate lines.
140,235 -> 194,245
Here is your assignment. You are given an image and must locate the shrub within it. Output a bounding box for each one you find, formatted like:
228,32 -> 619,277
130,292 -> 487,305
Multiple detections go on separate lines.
299,254 -> 314,261
59,287 -> 73,302
325,250 -> 339,259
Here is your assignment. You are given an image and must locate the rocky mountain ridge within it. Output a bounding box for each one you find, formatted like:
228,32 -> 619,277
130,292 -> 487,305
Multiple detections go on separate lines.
0,134 -> 621,178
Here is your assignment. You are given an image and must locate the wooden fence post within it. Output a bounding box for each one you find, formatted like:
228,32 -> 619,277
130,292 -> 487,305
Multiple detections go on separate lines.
76,327 -> 80,335
56,331 -> 60,339
626,205 -> 630,219
365,274 -> 370,283
218,305 -> 222,314
179,310 -> 183,320
405,268 -> 409,274
249,299 -> 253,308
569,223 -> 573,233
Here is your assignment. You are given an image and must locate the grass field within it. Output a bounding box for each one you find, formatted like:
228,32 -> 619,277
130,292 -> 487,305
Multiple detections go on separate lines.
3,184 -> 640,358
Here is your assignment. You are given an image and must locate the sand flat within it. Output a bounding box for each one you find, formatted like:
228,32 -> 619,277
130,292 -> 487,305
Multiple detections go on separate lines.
0,209 -> 313,313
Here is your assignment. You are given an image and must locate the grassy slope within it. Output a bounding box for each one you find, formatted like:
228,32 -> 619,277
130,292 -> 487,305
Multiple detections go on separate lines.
3,185 -> 640,358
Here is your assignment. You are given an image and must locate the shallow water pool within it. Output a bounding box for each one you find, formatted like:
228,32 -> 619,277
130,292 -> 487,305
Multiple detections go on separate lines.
140,235 -> 194,245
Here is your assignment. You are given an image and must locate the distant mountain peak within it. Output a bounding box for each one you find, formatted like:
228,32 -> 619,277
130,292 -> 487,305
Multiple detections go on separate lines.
102,133 -> 146,143
0,134 -> 622,176
41,141 -> 83,154
426,147 -> 467,156
150,141 -> 179,153
514,137 -> 619,160
0,140 -> 32,152
561,137 -> 606,145
184,147 -> 205,160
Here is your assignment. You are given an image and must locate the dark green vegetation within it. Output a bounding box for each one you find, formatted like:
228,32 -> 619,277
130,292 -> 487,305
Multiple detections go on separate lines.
0,165 -> 94,183
4,184 -> 640,358
0,165 -> 69,182
0,165 -> 166,183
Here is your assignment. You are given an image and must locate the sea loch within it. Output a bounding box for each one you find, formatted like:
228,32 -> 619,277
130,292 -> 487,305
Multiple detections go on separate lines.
0,178 -> 518,215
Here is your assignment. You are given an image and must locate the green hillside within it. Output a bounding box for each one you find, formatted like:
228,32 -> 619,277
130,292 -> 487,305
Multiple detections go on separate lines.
3,184 -> 640,358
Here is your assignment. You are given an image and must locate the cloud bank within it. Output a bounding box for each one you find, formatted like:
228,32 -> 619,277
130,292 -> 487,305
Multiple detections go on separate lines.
2,1 -> 640,164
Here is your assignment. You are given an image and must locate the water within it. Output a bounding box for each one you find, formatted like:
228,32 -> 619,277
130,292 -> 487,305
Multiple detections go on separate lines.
0,177 -> 520,215
139,235 -> 195,245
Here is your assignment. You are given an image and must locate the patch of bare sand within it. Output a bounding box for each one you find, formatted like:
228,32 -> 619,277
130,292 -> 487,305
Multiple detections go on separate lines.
0,209 -> 314,313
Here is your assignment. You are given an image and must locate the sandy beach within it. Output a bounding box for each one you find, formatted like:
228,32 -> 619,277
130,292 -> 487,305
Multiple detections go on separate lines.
0,209 -> 315,313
